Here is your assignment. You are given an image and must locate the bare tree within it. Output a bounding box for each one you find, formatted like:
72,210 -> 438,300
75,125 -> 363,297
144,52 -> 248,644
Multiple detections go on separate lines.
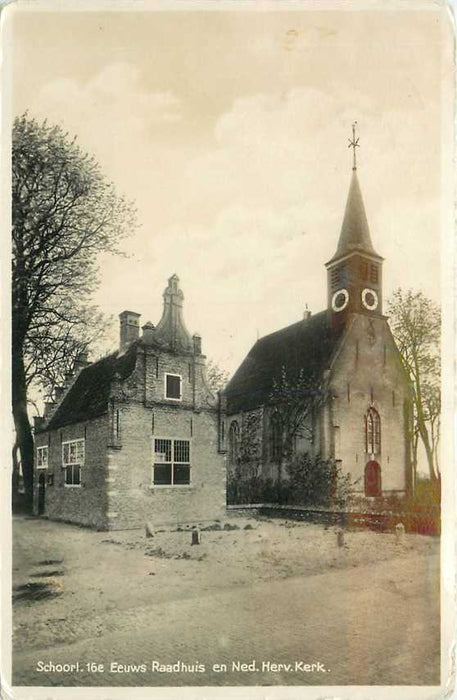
206,359 -> 230,395
12,114 -> 136,509
268,365 -> 326,482
24,306 -> 112,401
387,289 -> 440,481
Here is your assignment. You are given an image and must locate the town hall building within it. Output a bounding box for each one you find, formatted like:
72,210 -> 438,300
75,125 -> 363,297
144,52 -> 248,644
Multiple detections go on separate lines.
33,275 -> 226,530
224,141 -> 413,502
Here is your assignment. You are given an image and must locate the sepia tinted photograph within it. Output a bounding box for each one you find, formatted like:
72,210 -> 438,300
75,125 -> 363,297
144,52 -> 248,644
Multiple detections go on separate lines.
2,1 -> 454,698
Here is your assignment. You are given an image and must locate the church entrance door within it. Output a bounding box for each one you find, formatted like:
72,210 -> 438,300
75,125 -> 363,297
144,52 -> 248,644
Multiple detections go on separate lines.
364,460 -> 381,497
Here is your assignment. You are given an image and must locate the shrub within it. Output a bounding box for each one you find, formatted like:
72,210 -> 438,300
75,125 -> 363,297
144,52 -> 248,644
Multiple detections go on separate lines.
227,453 -> 358,508
285,453 -> 357,508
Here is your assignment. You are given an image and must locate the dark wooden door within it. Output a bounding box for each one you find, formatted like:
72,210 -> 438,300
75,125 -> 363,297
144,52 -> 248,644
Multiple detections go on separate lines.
38,473 -> 46,515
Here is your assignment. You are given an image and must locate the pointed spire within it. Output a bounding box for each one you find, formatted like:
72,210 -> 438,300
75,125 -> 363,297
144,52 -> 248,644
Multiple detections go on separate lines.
327,132 -> 382,265
153,274 -> 193,352
333,169 -> 379,259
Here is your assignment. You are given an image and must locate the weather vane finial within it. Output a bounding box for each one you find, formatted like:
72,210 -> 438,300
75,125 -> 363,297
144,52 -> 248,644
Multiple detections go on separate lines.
348,121 -> 360,171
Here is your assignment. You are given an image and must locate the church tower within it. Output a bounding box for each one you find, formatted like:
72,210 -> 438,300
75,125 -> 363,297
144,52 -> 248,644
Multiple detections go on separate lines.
326,124 -> 384,328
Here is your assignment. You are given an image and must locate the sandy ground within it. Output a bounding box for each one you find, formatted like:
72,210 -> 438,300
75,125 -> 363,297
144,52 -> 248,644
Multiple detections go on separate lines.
11,514 -> 440,688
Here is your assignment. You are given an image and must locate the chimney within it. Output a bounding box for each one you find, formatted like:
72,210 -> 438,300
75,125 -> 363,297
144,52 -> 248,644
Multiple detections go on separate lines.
142,321 -> 155,344
193,333 -> 202,355
119,310 -> 141,352
64,371 -> 74,389
74,351 -> 90,373
303,304 -> 312,321
34,416 -> 46,431
43,401 -> 56,420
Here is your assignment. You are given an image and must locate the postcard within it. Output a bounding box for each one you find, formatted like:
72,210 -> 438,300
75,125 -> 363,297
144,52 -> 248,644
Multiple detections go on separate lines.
1,1 -> 454,698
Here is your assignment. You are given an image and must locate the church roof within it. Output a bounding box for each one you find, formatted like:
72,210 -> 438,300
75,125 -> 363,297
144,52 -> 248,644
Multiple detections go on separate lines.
224,310 -> 344,414
327,169 -> 381,264
42,342 -> 138,432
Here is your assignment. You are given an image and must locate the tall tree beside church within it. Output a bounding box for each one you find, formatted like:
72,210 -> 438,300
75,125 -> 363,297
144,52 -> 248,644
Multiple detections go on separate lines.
206,359 -> 230,394
12,114 -> 136,509
387,289 -> 441,481
23,306 -> 112,402
268,365 -> 326,482
12,307 -> 112,504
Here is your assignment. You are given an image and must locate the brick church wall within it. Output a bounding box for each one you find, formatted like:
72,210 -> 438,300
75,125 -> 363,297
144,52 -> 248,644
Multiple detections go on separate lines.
329,314 -> 412,495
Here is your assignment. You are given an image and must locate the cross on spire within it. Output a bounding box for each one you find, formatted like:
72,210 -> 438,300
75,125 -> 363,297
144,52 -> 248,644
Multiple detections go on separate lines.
348,121 -> 360,171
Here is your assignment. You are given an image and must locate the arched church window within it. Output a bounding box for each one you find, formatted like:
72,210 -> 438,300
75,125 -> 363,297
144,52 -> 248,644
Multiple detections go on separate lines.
270,412 -> 282,463
365,460 -> 382,497
228,421 -> 240,465
365,407 -> 381,454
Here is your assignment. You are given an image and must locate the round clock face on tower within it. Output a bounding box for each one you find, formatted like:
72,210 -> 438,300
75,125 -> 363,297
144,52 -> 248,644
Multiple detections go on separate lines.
331,288 -> 349,312
361,288 -> 379,311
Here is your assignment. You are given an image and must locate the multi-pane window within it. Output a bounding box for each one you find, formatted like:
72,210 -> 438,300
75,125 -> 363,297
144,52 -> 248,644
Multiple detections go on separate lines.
153,438 -> 191,486
36,446 -> 48,469
165,373 -> 182,400
62,439 -> 85,486
228,421 -> 240,465
365,408 -> 381,454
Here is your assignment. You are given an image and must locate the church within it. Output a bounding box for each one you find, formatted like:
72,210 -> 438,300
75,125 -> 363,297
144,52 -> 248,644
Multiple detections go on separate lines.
224,134 -> 413,502
33,275 -> 226,529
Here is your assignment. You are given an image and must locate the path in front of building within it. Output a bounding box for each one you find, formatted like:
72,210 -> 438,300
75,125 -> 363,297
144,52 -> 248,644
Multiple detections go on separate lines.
11,516 -> 440,688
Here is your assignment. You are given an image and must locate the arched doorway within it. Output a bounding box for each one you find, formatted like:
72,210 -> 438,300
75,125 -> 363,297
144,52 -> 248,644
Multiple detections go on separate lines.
365,460 -> 381,497
38,473 -> 46,515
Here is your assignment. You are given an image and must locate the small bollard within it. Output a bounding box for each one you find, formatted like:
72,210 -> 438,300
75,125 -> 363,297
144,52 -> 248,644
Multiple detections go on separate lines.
395,522 -> 405,544
337,528 -> 345,548
145,521 -> 154,538
191,527 -> 201,545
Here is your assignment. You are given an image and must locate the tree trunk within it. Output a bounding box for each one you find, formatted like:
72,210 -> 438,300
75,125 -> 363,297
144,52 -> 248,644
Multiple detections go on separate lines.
12,346 -> 34,512
414,368 -> 438,482
412,432 -> 419,493
416,411 -> 437,482
12,439 -> 21,509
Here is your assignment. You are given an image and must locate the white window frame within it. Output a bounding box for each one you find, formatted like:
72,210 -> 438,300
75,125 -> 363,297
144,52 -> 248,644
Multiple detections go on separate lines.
152,437 -> 191,488
36,445 -> 48,470
164,373 -> 183,401
62,438 -> 85,488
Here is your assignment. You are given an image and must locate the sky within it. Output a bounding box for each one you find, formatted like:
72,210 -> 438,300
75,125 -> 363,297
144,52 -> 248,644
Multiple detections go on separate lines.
10,5 -> 445,376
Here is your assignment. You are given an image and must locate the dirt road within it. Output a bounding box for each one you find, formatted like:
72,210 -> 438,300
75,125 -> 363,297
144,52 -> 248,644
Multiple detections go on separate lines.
11,516 -> 440,687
